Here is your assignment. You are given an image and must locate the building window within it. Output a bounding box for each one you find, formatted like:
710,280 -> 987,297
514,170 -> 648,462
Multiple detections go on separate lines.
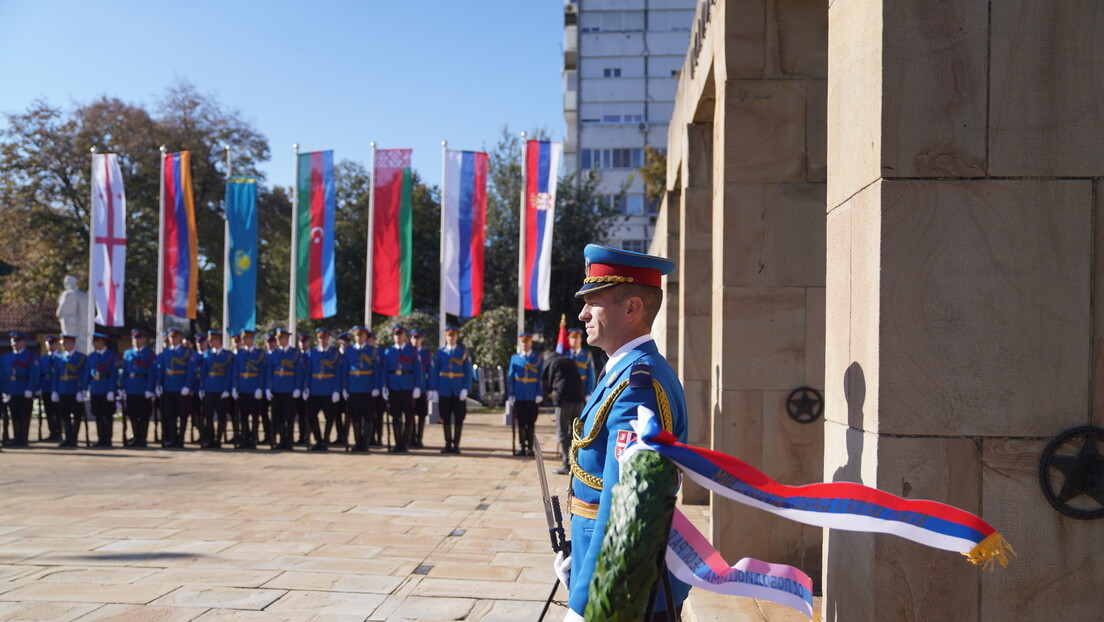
622,240 -> 647,253
580,148 -> 644,170
579,10 -> 645,32
625,195 -> 644,215
603,67 -> 622,78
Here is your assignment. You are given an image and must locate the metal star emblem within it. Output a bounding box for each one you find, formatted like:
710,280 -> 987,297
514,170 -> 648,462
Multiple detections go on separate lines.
1040,426 -> 1104,520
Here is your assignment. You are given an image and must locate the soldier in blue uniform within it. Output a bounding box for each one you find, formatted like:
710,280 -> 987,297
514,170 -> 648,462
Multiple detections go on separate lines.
343,326 -> 381,453
557,244 -> 690,622
38,335 -> 61,442
2,331 -> 40,447
507,332 -> 543,456
232,329 -> 268,449
198,330 -> 234,448
51,334 -> 87,448
334,331 -> 353,446
409,329 -> 433,449
305,328 -> 343,451
86,333 -> 119,447
266,328 -> 304,450
122,329 -> 156,447
157,328 -> 195,448
382,325 -> 424,453
567,328 -> 597,399
430,326 -> 472,454
260,332 -> 279,444
296,333 -> 313,445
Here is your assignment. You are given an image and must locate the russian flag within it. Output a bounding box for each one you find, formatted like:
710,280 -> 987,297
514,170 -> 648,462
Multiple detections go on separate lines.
160,151 -> 198,319
442,150 -> 487,317
296,150 -> 337,319
523,140 -> 561,311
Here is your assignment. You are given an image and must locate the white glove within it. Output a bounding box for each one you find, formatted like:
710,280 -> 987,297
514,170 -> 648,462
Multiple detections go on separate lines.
199,390 -> 206,399
563,609 -> 584,622
1,393 -> 9,404
106,391 -> 115,402
119,390 -> 127,399
221,391 -> 230,399
535,395 -> 544,404
459,388 -> 468,401
232,388 -> 240,399
51,391 -> 60,403
266,389 -> 274,400
508,395 -> 516,405
343,390 -> 349,400
412,387 -> 422,399
144,391 -> 154,399
303,388 -> 310,399
428,390 -> 438,402
371,388 -> 380,397
553,551 -> 571,588
35,390 -> 41,397
331,391 -> 340,403
156,386 -> 163,397
254,389 -> 263,400
76,391 -> 86,402
382,387 -> 389,400
585,394 -> 591,402
181,386 -> 191,396
292,389 -> 301,399
24,390 -> 33,399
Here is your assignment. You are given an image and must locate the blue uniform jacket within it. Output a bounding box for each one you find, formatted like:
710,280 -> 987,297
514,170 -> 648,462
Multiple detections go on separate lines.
233,347 -> 268,394
200,349 -> 235,393
570,348 -> 597,396
267,346 -> 305,394
507,351 -> 543,401
157,345 -> 195,393
53,351 -> 87,395
307,347 -> 343,395
382,344 -> 424,391
567,339 -> 689,616
431,345 -> 472,397
3,349 -> 40,397
86,349 -> 119,395
38,351 -> 56,395
122,347 -> 157,395
415,348 -> 433,393
344,344 -> 381,394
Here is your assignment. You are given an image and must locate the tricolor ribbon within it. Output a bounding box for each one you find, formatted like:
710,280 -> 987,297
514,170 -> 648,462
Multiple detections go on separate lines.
621,407 -> 1014,620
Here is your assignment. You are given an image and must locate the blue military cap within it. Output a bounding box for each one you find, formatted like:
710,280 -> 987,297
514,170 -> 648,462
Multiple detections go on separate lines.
391,325 -> 407,334
265,333 -> 277,341
337,332 -> 351,341
517,332 -> 532,340
167,327 -> 184,335
297,333 -> 312,341
409,329 -> 423,337
274,327 -> 291,336
444,325 -> 460,333
315,327 -> 332,336
61,333 -> 78,340
350,325 -> 366,333
365,329 -> 377,337
575,244 -> 676,297
91,332 -> 108,341
8,331 -> 27,340
130,328 -> 149,338
206,330 -> 221,338
240,328 -> 255,335
44,334 -> 60,342
567,327 -> 585,335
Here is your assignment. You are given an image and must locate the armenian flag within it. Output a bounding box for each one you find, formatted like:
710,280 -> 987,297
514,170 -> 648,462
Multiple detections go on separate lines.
523,140 -> 561,311
373,148 -> 413,317
442,149 -> 487,317
296,150 -> 337,320
161,151 -> 198,319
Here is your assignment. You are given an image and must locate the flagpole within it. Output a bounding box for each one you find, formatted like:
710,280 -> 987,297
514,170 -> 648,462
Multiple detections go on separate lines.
365,142 -> 376,327
86,146 -> 97,356
516,132 -> 527,339
289,144 -> 299,336
438,140 -> 448,348
156,146 -> 166,352
222,144 -> 231,333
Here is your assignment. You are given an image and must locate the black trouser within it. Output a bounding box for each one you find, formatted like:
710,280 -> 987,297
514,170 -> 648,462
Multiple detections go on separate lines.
41,392 -> 61,440
90,394 -> 115,446
373,395 -> 387,445
57,393 -> 82,447
259,396 -> 272,443
162,391 -> 186,447
347,392 -> 375,451
238,393 -> 261,447
8,394 -> 33,445
307,394 -> 337,448
271,392 -> 295,449
514,400 -> 538,453
296,395 -> 310,444
412,394 -> 428,446
557,401 -> 584,467
201,393 -> 227,447
125,394 -> 152,446
388,388 -> 415,451
439,394 -> 467,451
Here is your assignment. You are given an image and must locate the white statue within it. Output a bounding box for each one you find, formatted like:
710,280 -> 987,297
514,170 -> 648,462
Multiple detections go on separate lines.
56,275 -> 89,348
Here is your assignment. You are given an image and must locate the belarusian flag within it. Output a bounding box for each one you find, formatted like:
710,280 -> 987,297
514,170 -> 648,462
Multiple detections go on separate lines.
296,150 -> 337,319
372,148 -> 413,317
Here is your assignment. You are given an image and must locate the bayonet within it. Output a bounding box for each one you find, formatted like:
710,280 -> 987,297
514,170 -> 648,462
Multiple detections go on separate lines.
534,435 -> 570,554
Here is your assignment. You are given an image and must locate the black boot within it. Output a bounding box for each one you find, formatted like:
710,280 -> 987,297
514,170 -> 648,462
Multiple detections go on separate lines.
452,420 -> 463,454
310,416 -> 326,451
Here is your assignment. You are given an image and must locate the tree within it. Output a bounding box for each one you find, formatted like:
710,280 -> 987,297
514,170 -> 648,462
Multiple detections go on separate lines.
461,306 -> 519,369
640,145 -> 667,209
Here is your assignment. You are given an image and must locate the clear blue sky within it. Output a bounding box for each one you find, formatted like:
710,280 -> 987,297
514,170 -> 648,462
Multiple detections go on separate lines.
0,0 -> 565,189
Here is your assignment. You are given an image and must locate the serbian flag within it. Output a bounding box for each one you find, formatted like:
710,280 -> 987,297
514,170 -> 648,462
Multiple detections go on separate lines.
373,148 -> 413,317
442,150 -> 487,317
91,153 -> 126,326
296,150 -> 337,319
555,314 -> 569,354
226,176 -> 257,333
161,151 -> 198,319
523,140 -> 561,311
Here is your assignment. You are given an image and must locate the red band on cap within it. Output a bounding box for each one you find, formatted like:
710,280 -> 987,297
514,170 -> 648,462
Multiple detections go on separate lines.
586,262 -> 662,288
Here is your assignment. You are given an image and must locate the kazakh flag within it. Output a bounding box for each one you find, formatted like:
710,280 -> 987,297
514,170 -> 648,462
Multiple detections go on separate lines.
226,176 -> 257,333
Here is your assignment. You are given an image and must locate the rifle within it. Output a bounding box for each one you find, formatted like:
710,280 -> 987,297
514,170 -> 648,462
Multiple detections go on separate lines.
533,435 -> 570,621
120,392 -> 128,446
82,397 -> 91,448
1,397 -> 9,446
38,393 -> 44,441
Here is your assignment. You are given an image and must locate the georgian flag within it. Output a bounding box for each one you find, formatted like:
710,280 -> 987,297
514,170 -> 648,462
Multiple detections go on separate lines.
91,153 -> 126,326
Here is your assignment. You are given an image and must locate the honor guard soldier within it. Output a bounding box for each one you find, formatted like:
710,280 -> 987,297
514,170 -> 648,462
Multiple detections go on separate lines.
343,326 -> 381,452
51,334 -> 87,448
2,331 -> 40,447
334,331 -> 352,445
382,325 -> 424,452
409,329 -> 433,449
266,328 -> 304,450
156,328 -> 194,448
187,333 -> 207,444
260,332 -> 279,443
567,328 -> 596,399
39,335 -> 62,442
199,330 -> 233,448
507,332 -> 543,456
296,334 -> 313,445
431,326 -> 472,454
232,329 -> 268,449
305,328 -> 342,451
86,333 -> 119,447
557,244 -> 690,622
542,344 -> 586,475
122,329 -> 156,447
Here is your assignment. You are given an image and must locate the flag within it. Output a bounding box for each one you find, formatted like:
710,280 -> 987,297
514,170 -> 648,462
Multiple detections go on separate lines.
226,176 -> 257,333
523,140 -> 561,311
297,150 -> 337,319
373,148 -> 413,317
91,153 -> 126,327
555,314 -> 569,354
442,149 -> 487,317
161,151 -> 198,319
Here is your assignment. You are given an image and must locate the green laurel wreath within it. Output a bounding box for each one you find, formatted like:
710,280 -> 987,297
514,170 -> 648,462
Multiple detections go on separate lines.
585,450 -> 678,621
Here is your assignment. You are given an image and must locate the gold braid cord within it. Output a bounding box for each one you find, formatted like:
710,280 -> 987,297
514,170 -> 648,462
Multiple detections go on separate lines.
583,275 -> 634,284
570,378 -> 674,491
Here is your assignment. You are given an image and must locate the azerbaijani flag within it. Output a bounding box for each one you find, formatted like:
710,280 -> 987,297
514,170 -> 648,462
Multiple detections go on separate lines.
442,149 -> 487,318
296,150 -> 337,319
373,148 -> 413,317
160,151 -> 198,319
523,140 -> 561,311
